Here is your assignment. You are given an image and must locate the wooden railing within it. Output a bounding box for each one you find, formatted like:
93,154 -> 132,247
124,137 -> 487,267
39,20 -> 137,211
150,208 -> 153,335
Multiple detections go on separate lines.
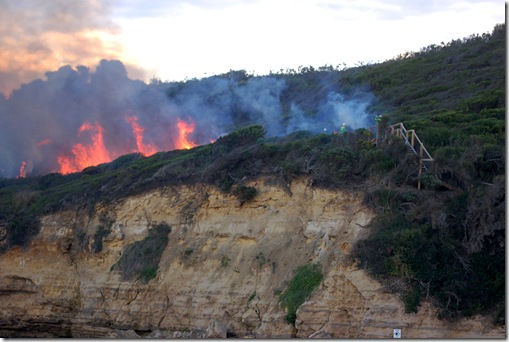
367,122 -> 433,189
389,123 -> 433,163
389,122 -> 433,189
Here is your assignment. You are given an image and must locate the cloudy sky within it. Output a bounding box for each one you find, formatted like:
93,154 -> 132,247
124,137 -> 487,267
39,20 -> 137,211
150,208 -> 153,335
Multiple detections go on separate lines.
0,0 -> 504,95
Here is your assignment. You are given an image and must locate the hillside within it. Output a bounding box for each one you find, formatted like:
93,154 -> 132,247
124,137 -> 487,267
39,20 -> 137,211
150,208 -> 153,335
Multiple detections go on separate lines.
0,24 -> 505,337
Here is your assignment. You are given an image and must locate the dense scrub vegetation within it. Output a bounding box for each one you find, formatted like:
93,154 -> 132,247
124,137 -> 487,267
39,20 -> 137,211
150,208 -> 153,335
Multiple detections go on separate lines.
111,222 -> 171,283
0,24 -> 504,323
348,24 -> 505,323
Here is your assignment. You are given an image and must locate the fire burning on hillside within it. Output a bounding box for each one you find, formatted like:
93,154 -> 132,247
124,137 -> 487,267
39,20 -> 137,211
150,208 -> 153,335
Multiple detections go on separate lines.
126,115 -> 158,157
174,118 -> 197,150
17,161 -> 27,178
0,60 -> 218,178
0,60 -> 372,178
51,116 -> 198,175
57,121 -> 110,174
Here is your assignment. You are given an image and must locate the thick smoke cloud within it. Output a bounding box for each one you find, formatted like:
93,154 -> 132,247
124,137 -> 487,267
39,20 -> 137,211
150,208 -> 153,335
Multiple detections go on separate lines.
0,60 -> 373,178
0,0 -> 144,96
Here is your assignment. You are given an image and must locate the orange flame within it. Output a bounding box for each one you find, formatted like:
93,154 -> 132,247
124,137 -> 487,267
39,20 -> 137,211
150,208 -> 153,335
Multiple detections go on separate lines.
174,118 -> 197,150
58,121 -> 111,174
55,117 -> 200,175
126,115 -> 158,156
17,161 -> 27,178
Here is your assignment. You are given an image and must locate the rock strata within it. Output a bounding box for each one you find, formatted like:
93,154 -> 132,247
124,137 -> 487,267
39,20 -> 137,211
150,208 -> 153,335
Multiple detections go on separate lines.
0,178 -> 504,338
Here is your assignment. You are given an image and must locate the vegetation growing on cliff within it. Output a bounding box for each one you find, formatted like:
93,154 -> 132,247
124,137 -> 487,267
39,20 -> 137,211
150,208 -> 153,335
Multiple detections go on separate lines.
279,263 -> 324,325
111,222 -> 171,283
91,214 -> 115,253
354,183 -> 504,320
0,24 -> 504,322
347,24 -> 505,323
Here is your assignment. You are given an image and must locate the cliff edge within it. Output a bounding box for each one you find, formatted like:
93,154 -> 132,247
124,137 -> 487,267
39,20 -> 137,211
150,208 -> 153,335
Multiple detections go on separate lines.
0,178 -> 504,338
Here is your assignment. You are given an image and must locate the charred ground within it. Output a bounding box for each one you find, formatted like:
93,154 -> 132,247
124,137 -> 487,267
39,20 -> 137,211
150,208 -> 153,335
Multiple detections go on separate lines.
0,24 -> 505,323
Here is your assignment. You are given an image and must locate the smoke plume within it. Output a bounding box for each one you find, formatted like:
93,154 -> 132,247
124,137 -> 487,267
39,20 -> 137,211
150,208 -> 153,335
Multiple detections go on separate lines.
0,60 -> 374,178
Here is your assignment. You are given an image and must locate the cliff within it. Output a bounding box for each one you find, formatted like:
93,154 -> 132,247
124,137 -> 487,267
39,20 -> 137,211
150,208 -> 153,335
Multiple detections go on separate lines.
0,178 -> 504,338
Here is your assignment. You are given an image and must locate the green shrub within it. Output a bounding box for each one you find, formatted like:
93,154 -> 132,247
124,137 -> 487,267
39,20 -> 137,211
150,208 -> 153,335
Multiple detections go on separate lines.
112,222 -> 170,283
139,266 -> 158,282
232,185 -> 257,203
280,160 -> 298,175
91,214 -> 115,253
6,213 -> 40,249
105,153 -> 145,171
403,286 -> 422,313
355,180 -> 505,320
364,188 -> 416,213
220,254 -> 231,267
254,252 -> 266,267
76,230 -> 88,252
215,125 -> 266,148
248,291 -> 257,304
218,177 -> 234,193
361,149 -> 397,174
279,263 -> 323,325
13,189 -> 38,210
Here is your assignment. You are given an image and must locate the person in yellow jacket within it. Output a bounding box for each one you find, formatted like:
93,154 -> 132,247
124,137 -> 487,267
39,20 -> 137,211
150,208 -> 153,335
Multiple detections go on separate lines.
375,114 -> 382,144
339,122 -> 347,135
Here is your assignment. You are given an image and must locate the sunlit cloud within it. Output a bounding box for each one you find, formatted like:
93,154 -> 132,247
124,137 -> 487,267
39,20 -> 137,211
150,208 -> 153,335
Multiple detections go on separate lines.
0,0 -> 144,96
0,0 -> 503,93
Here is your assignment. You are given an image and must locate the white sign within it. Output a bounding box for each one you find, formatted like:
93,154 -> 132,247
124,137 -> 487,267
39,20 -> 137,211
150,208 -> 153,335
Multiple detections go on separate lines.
393,329 -> 402,338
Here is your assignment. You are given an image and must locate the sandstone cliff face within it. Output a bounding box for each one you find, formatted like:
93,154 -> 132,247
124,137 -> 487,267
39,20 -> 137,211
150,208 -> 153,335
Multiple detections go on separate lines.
0,178 -> 504,338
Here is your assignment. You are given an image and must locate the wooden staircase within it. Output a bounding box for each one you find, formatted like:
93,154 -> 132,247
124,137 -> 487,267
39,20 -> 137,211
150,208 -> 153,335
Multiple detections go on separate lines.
390,122 -> 433,189
370,122 -> 434,189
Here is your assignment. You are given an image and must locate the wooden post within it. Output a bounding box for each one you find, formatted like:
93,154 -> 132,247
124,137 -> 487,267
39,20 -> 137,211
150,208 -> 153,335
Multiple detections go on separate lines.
418,145 -> 424,190
388,122 -> 433,190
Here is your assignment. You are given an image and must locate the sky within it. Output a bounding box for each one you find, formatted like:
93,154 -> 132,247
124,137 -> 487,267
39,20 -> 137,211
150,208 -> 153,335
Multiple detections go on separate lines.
0,0 -> 505,95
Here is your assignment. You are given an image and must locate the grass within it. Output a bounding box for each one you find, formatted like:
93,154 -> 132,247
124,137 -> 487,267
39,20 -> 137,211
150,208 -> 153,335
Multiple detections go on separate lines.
279,263 -> 323,325
248,291 -> 257,304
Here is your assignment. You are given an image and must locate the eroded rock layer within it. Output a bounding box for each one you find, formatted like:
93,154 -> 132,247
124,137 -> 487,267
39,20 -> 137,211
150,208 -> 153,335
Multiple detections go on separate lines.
0,178 -> 504,338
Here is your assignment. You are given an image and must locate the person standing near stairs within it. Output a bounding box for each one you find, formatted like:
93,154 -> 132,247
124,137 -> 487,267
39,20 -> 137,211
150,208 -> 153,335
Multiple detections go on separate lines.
375,114 -> 382,144
339,122 -> 347,135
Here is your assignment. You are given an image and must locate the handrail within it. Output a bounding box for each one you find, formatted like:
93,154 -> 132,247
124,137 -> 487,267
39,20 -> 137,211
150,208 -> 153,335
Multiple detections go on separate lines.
389,123 -> 433,162
387,122 -> 434,189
